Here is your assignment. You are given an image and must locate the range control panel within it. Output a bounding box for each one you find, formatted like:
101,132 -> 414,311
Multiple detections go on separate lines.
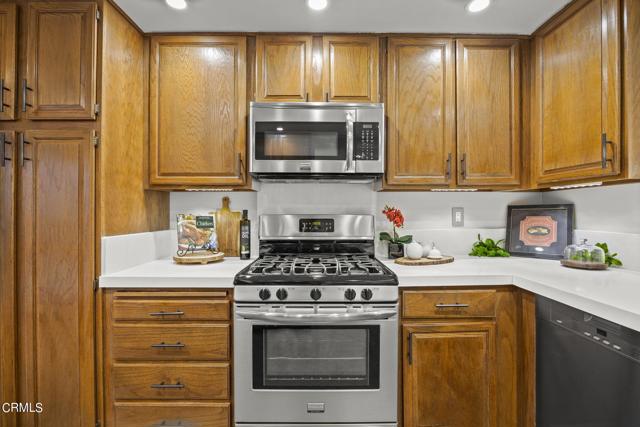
299,218 -> 335,233
354,122 -> 380,161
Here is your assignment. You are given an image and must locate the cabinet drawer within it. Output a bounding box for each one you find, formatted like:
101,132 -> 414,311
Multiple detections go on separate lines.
114,402 -> 230,427
112,363 -> 230,400
112,299 -> 230,322
111,324 -> 229,361
402,290 -> 497,318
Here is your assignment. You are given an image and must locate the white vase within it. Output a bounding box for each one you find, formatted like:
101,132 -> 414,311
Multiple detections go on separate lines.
405,241 -> 423,259
422,242 -> 431,257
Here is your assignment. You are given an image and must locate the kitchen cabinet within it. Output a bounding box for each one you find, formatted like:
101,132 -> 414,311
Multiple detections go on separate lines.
385,37 -> 455,187
403,322 -> 497,427
0,131 -> 16,427
149,35 -> 248,187
322,35 -> 380,102
531,0 -> 621,185
25,2 -> 98,120
456,39 -> 521,187
104,290 -> 233,427
0,3 -> 17,121
256,35 -> 313,102
17,129 -> 96,427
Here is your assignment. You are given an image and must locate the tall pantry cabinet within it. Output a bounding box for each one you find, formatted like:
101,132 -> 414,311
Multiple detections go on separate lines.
0,1 -> 99,427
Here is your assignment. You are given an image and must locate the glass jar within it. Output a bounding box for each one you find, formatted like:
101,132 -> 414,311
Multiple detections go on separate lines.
564,239 -> 606,265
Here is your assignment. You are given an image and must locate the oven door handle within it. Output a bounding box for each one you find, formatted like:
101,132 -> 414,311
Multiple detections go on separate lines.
235,309 -> 397,323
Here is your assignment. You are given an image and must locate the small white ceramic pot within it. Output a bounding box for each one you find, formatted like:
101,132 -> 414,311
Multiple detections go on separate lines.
405,241 -> 423,260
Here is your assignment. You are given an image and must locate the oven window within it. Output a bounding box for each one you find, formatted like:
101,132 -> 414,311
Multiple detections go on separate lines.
252,325 -> 380,389
254,122 -> 347,160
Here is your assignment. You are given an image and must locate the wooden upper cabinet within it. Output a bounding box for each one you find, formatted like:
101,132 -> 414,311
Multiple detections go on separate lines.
149,36 -> 247,187
17,129 -> 95,427
0,4 -> 17,121
456,39 -> 521,187
532,0 -> 621,185
25,2 -> 98,120
322,36 -> 380,102
386,37 -> 455,187
403,322 -> 497,427
256,35 -> 313,102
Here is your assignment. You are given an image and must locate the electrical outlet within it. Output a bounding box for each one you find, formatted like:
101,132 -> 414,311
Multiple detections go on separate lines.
452,207 -> 464,227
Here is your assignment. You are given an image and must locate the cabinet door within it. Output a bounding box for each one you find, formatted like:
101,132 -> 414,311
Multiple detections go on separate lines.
322,36 -> 379,102
256,35 -> 313,102
456,39 -> 521,187
25,2 -> 98,120
17,130 -> 95,427
149,36 -> 247,187
0,4 -> 17,120
386,37 -> 455,186
532,0 -> 621,184
403,322 -> 497,427
0,131 -> 16,427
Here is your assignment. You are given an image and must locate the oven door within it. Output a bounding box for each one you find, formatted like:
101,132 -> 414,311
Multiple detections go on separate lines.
250,106 -> 356,175
234,304 -> 398,425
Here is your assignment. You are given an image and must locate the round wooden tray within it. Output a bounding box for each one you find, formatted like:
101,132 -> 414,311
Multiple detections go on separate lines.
560,259 -> 608,270
173,251 -> 225,265
394,256 -> 454,266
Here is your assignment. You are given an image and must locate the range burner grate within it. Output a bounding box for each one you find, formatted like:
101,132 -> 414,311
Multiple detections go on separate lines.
247,254 -> 385,277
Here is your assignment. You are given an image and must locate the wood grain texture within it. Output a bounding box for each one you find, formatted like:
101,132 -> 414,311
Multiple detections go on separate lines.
394,255 -> 454,266
17,129 -> 95,427
26,2 -> 97,120
385,37 -> 456,187
624,0 -> 640,179
532,0 -> 622,185
456,38 -> 522,186
112,362 -> 230,400
100,1 -> 168,236
0,131 -> 16,427
114,402 -> 230,427
256,35 -> 312,101
149,35 -> 247,186
215,196 -> 241,257
494,288 -> 519,427
519,291 -> 537,427
112,298 -> 230,321
111,324 -> 230,361
322,35 -> 379,102
403,289 -> 497,318
403,322 -> 497,427
0,3 -> 17,121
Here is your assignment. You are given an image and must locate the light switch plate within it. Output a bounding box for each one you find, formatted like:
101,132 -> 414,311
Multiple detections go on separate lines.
452,207 -> 464,227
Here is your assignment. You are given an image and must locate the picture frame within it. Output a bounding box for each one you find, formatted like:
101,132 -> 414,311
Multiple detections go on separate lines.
506,204 -> 574,259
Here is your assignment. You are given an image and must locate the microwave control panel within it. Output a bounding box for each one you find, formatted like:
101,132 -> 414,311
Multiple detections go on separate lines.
353,122 -> 380,161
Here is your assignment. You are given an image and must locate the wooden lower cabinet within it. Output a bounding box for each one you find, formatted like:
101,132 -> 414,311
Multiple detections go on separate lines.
104,290 -> 233,427
401,288 -> 532,427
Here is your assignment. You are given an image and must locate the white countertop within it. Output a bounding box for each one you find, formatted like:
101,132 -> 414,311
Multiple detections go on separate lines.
100,256 -> 640,331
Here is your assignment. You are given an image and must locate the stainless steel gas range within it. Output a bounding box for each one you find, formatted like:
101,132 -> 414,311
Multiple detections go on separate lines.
233,214 -> 398,427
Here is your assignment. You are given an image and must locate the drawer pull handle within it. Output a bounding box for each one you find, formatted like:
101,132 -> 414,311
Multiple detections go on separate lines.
151,342 -> 185,349
435,303 -> 470,308
153,422 -> 184,427
149,311 -> 185,317
151,382 -> 185,389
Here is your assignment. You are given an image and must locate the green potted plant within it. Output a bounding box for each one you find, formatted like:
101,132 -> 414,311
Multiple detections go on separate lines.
379,205 -> 412,259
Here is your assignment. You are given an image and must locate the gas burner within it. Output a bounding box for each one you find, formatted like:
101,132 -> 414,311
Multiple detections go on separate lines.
246,254 -> 387,277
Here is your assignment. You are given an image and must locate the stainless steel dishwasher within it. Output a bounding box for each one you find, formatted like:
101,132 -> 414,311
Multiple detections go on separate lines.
537,296 -> 640,427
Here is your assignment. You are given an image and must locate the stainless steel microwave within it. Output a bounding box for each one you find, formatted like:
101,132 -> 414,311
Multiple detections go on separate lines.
249,102 -> 385,180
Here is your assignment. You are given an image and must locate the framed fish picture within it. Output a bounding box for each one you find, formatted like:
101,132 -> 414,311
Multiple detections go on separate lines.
506,204 -> 574,259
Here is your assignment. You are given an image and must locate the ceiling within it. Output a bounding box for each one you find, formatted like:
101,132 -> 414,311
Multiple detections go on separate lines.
113,0 -> 571,35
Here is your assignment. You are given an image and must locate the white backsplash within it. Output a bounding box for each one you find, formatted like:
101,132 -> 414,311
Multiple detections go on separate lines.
168,182 -> 640,271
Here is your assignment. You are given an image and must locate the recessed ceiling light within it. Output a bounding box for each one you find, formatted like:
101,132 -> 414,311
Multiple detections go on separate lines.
466,0 -> 490,13
307,0 -> 328,11
166,0 -> 187,10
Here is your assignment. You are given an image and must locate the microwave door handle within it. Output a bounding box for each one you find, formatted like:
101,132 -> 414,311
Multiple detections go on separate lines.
235,310 -> 397,324
346,112 -> 355,173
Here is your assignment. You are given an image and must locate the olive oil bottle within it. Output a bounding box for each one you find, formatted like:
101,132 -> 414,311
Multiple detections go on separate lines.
240,210 -> 251,260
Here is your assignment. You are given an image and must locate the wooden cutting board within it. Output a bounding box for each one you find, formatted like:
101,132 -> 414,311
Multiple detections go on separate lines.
173,251 -> 225,265
395,256 -> 455,266
214,196 -> 241,257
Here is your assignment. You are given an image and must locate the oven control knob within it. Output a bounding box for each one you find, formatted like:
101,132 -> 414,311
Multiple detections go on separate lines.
344,288 -> 357,300
276,288 -> 288,300
361,288 -> 373,301
258,288 -> 271,301
310,288 -> 322,301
